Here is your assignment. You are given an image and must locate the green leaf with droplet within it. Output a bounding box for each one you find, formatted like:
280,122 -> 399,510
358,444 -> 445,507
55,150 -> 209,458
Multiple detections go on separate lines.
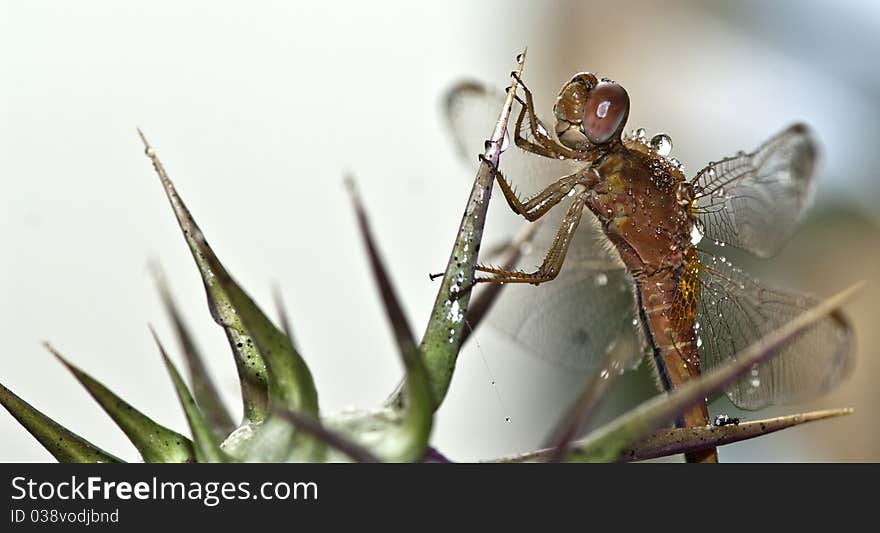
0,381 -> 123,463
138,129 -> 268,425
47,344 -> 195,463
414,50 -> 527,407
152,329 -> 227,463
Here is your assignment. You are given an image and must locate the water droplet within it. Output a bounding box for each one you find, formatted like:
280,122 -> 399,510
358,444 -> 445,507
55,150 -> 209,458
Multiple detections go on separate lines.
750,378 -> 761,388
595,273 -> 608,286
649,133 -> 673,156
536,123 -> 549,138
505,416 -> 511,423
633,127 -> 647,141
599,369 -> 610,379
696,336 -> 703,348
446,300 -> 463,323
691,224 -> 703,246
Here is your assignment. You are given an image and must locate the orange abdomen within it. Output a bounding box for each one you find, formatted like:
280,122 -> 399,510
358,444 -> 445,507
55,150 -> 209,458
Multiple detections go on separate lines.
636,271 -> 709,429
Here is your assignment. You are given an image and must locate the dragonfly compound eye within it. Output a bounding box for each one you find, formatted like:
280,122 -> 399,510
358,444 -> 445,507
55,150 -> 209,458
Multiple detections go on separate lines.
582,82 -> 629,145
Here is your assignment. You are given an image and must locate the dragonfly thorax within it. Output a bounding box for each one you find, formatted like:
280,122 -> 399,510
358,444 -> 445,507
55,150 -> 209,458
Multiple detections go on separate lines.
587,147 -> 694,278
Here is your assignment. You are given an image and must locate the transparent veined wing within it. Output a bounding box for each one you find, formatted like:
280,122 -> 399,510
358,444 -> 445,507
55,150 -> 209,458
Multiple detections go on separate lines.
691,124 -> 818,257
694,250 -> 853,410
444,80 -> 581,197
480,202 -> 644,371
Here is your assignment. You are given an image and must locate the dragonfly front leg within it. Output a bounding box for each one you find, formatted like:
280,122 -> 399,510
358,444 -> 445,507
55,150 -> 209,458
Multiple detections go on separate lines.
476,189 -> 589,285
509,72 -> 591,160
483,158 -> 590,222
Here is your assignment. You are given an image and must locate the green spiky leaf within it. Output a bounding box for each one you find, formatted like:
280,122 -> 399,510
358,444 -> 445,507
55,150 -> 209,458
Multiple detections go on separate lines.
415,49 -> 527,407
495,408 -> 855,463
46,344 -> 195,463
198,251 -> 319,418
0,381 -> 123,463
138,129 -> 268,425
347,177 -> 432,461
152,329 -> 227,463
622,408 -> 854,462
151,263 -> 236,437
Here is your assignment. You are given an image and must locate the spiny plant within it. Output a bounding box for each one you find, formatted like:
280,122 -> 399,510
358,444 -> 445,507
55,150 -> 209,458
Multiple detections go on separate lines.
0,51 -> 859,463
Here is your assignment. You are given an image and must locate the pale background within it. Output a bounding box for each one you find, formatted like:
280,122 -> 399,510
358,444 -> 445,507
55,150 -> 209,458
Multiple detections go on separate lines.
2,0 -> 879,462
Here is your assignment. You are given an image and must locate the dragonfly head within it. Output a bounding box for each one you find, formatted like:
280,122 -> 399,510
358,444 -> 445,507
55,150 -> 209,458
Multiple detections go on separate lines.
554,73 -> 630,150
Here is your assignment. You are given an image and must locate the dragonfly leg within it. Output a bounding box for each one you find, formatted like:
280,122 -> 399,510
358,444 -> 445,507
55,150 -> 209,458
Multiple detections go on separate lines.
481,155 -> 593,222
476,190 -> 589,285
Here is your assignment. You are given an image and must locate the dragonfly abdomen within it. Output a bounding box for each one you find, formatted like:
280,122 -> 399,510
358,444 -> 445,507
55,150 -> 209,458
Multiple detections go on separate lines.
636,271 -> 709,429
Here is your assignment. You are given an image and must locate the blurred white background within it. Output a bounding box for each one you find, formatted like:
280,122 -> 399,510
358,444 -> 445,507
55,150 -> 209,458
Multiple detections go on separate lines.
2,0 -> 878,462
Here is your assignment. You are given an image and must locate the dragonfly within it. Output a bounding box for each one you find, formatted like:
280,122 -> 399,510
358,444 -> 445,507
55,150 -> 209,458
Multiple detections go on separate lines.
444,71 -> 854,462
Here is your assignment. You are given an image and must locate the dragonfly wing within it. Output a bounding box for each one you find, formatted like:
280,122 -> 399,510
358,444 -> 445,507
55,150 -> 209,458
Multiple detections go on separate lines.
444,81 -> 580,195
484,205 -> 643,371
691,124 -> 818,257
694,251 -> 853,410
